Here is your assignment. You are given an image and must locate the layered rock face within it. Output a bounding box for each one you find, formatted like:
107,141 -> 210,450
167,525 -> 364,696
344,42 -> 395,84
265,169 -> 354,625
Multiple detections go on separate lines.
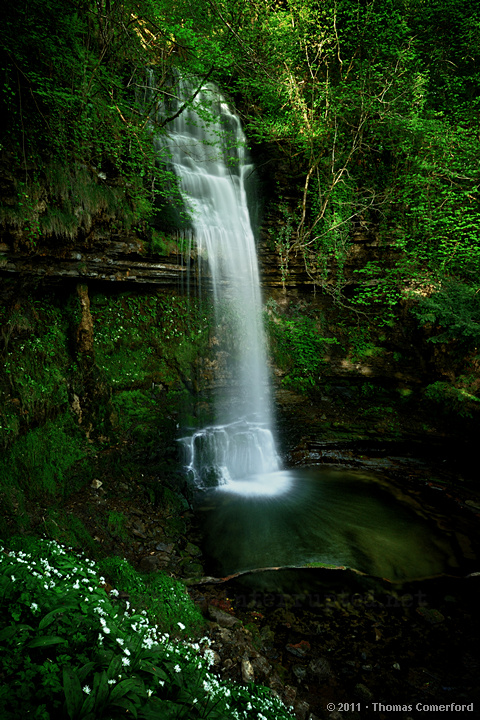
0,238 -> 187,287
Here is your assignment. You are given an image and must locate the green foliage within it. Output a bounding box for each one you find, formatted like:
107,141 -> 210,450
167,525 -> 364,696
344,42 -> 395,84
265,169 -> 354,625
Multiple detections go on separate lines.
266,300 -> 339,392
0,0 -> 203,245
97,556 -> 204,638
0,414 -> 88,500
0,299 -> 70,435
91,291 -> 211,392
267,198 -> 299,285
424,380 -> 480,418
347,325 -> 386,362
107,512 -> 128,542
42,513 -> 98,556
148,230 -> 183,256
186,0 -> 480,333
0,287 -> 214,523
411,281 -> 480,350
409,0 -> 480,121
2,0 -> 480,317
0,538 -> 292,720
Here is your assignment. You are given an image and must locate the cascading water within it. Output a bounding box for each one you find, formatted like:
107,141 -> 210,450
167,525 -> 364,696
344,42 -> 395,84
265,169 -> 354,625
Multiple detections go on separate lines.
146,76 -> 473,583
157,76 -> 280,490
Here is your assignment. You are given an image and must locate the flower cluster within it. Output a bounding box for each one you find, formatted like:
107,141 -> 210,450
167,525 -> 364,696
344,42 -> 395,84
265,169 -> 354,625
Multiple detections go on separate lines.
0,537 -> 293,719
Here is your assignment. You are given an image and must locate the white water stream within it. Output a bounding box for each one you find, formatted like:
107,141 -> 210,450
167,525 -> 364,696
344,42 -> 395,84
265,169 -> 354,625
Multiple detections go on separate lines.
159,77 -> 280,489
150,77 -> 470,584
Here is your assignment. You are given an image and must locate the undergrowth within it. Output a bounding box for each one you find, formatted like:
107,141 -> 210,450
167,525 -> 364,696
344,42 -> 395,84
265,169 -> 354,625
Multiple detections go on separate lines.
0,537 -> 293,720
266,299 -> 339,392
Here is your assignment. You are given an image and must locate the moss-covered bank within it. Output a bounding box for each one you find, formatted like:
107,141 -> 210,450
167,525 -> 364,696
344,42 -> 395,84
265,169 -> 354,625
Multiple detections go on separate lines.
0,279 -> 214,547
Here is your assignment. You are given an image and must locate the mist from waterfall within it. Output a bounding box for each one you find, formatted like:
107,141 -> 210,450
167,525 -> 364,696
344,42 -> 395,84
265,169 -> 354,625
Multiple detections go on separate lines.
156,76 -> 280,489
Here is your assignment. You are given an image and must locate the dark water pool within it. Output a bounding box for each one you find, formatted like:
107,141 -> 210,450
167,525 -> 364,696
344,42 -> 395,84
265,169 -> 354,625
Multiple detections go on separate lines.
196,466 -> 464,582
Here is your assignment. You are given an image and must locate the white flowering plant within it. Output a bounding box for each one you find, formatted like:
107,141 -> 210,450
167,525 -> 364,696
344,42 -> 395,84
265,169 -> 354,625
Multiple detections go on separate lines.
0,537 -> 293,720
95,555 -> 203,638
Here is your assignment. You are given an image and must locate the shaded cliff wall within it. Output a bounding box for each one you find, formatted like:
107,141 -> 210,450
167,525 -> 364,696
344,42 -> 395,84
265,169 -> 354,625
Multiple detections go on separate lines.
0,267 -> 217,537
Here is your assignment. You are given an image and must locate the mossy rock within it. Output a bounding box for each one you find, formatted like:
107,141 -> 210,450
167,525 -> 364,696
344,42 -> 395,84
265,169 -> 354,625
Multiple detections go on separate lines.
160,487 -> 190,514
182,561 -> 204,577
164,515 -> 187,539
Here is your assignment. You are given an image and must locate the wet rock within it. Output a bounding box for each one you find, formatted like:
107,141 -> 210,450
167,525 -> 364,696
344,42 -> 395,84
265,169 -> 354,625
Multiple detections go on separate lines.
165,516 -> 187,538
132,522 -> 147,539
185,541 -> 202,557
294,699 -> 310,720
138,554 -> 168,573
293,665 -> 307,681
268,671 -> 284,695
161,487 -> 190,514
251,655 -> 272,681
465,499 -> 480,511
217,627 -> 234,643
286,640 -> 311,658
182,561 -> 204,577
208,605 -> 241,628
283,685 -> 297,707
75,283 -> 94,354
354,683 -> 373,701
210,651 -> 221,666
261,625 -> 276,645
155,542 -> 174,553
241,656 -> 255,683
407,667 -> 440,694
415,607 -> 445,624
309,656 -> 332,680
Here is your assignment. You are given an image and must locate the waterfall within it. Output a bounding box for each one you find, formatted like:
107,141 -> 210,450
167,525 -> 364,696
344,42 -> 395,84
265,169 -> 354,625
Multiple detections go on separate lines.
156,76 -> 280,489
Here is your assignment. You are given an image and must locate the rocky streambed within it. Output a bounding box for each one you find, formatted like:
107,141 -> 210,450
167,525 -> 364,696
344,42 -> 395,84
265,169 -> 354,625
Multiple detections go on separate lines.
56,439 -> 480,720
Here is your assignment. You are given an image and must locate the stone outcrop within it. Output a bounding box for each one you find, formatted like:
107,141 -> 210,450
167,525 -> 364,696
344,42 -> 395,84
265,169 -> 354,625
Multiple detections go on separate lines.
75,284 -> 94,355
0,237 -> 188,286
258,223 -> 400,290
